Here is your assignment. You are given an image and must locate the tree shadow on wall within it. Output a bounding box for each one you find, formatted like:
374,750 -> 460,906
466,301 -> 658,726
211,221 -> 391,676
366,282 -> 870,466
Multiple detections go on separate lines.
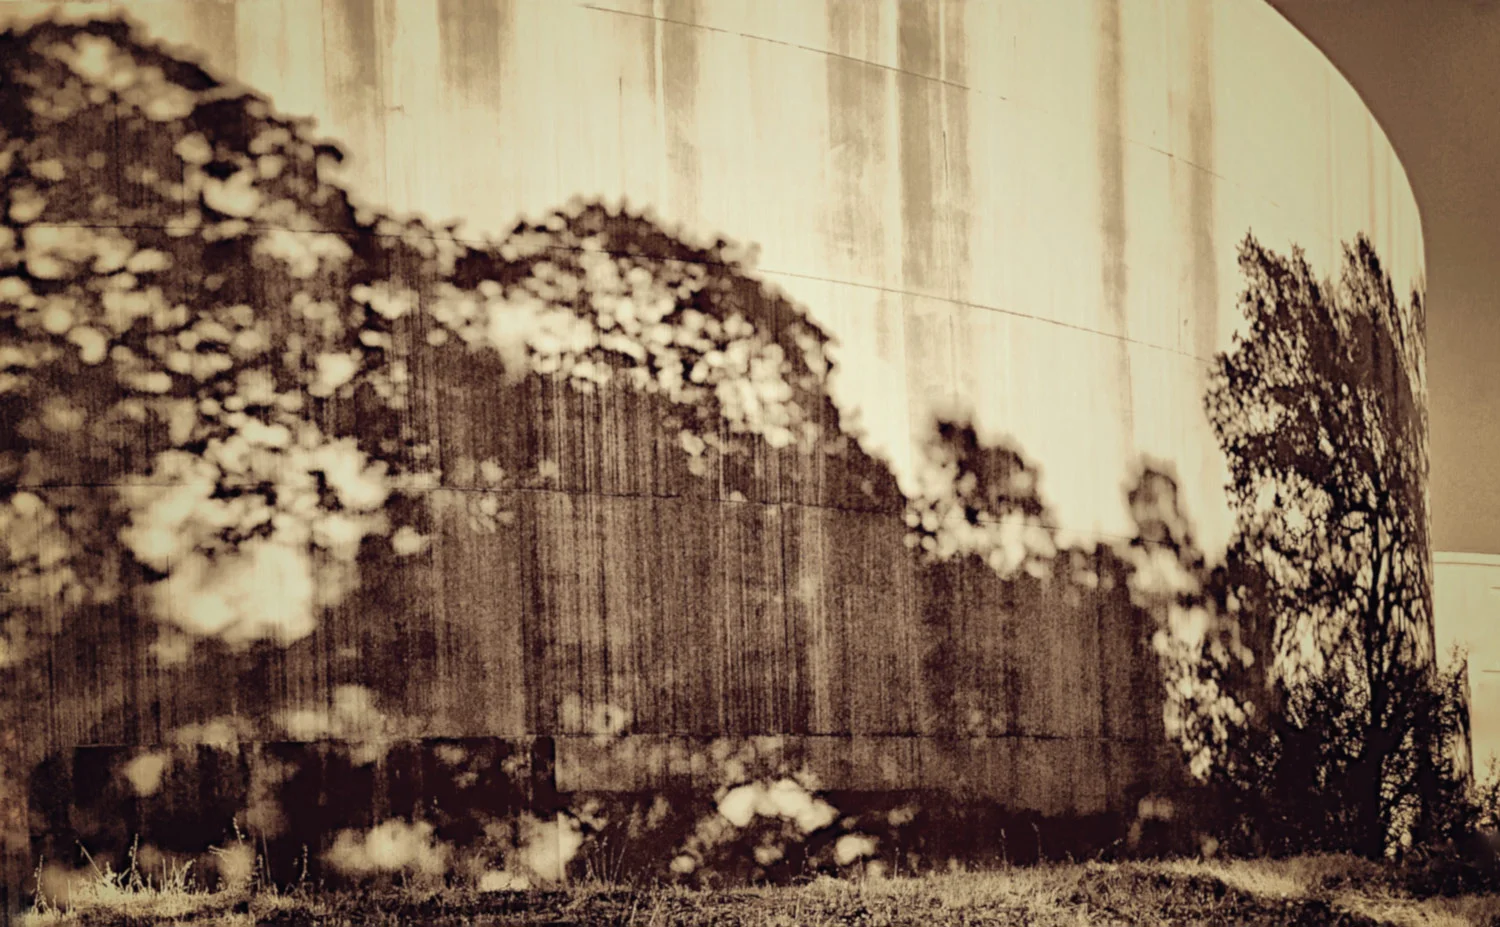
902,421 -> 1234,862
0,15 -> 1231,892
1198,232 -> 1472,862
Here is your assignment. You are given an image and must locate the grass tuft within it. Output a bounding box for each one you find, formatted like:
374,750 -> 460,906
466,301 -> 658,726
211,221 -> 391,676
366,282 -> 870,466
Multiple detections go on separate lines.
19,847 -> 1500,926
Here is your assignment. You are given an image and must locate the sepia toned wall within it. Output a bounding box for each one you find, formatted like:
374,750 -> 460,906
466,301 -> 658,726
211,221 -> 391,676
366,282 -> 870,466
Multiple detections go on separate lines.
0,0 -> 1426,552
0,0 -> 1427,888
1435,552 -> 1500,776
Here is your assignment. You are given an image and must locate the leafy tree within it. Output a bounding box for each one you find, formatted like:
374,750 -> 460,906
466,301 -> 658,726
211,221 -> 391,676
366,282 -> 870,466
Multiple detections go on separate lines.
1204,232 -> 1465,858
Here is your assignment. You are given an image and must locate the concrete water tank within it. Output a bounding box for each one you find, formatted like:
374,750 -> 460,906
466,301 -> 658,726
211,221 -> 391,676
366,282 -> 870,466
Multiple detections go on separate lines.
0,0 -> 1426,889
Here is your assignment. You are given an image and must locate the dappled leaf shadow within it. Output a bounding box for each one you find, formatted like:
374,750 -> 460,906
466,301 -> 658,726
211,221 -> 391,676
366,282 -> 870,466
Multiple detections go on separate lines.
0,16 -> 1239,892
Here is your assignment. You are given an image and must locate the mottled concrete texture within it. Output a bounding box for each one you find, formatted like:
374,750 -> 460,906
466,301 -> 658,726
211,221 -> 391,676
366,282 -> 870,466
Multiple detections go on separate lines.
0,0 -> 1425,898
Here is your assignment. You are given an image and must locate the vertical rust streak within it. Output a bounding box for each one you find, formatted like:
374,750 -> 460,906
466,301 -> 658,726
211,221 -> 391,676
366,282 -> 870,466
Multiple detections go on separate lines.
436,0 -> 506,102
896,1 -> 955,738
824,1 -> 886,282
322,0 -> 387,208
1096,0 -> 1135,435
1186,1 -> 1218,361
897,0 -> 938,295
938,0 -> 971,363
1097,0 -> 1128,338
660,0 -> 700,221
374,0 -> 399,210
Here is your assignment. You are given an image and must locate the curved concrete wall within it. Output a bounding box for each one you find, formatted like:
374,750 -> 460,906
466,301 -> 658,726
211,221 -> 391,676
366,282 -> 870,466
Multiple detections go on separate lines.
21,0 -> 1420,555
0,0 -> 1427,887
1,0 -> 1426,550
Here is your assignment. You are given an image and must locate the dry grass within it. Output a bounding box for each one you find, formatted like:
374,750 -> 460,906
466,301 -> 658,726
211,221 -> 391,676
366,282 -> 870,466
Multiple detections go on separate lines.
19,851 -> 1500,926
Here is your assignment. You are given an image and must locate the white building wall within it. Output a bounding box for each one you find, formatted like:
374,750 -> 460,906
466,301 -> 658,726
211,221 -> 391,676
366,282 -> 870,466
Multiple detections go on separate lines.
1435,551 -> 1500,776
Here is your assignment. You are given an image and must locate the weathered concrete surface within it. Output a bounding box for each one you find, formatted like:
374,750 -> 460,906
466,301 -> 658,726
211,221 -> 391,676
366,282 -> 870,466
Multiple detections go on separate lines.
0,0 -> 1426,897
0,0 -> 1427,555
